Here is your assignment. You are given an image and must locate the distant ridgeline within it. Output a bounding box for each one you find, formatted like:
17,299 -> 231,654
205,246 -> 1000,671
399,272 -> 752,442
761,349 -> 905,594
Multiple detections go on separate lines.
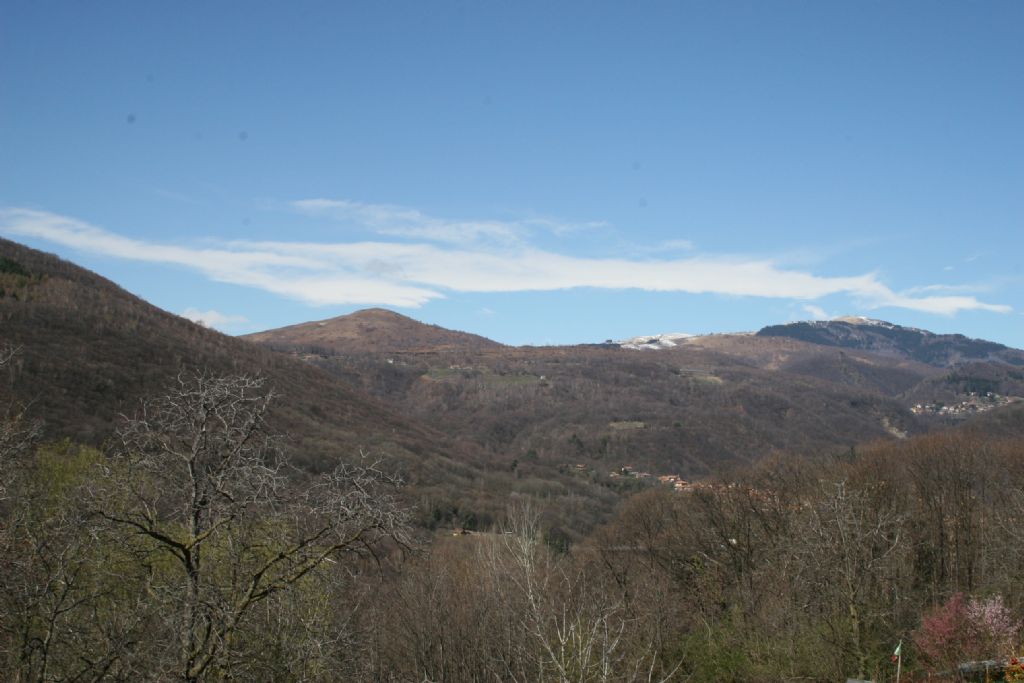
757,317 -> 1024,368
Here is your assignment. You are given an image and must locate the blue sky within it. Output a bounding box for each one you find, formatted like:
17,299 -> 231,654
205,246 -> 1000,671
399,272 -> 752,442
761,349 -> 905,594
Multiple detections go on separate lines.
2,1 -> 1022,347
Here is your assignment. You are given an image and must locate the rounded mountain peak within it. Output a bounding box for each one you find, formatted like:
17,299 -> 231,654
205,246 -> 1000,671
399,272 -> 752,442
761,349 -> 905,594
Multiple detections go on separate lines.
243,308 -> 501,354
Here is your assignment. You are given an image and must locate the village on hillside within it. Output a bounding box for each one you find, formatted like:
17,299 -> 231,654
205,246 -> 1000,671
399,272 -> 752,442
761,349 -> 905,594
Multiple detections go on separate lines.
911,391 -> 1021,417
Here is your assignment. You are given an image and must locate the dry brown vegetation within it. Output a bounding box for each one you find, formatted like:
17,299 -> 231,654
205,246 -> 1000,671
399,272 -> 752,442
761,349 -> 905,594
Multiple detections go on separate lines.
243,307 -> 502,354
268,340 -> 929,479
7,238 -> 1024,680
5,358 -> 1024,680
0,239 -> 619,535
250,308 -> 1024,510
6,237 -> 1024,537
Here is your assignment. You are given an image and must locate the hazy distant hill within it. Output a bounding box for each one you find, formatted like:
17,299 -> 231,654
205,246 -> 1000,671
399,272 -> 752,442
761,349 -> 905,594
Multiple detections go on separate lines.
243,308 -> 502,354
756,316 -> 1024,367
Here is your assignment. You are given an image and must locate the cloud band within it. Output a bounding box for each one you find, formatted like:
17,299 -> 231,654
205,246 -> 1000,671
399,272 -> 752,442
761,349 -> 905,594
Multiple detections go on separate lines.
0,206 -> 1011,317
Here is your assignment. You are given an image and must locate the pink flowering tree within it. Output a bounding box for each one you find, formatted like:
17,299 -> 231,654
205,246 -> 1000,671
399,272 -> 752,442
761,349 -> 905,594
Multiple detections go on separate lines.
913,593 -> 1021,674
914,593 -> 970,673
965,595 -> 1020,661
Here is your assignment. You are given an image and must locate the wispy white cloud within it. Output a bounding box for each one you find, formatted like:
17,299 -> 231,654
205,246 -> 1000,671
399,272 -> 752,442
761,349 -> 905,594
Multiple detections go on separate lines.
181,308 -> 248,331
659,239 -> 695,251
903,283 -> 987,295
0,206 -> 1013,317
0,207 -> 440,307
802,304 -> 830,320
626,238 -> 695,256
868,292 -> 1009,315
291,198 -> 606,245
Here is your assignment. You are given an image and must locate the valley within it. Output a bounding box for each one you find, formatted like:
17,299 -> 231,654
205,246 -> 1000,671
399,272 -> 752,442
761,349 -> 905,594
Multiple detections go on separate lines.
4,238 -> 1024,681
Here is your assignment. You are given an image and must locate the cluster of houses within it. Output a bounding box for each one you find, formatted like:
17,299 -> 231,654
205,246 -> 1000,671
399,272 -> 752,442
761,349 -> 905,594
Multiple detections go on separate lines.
911,391 -> 1019,417
563,463 -> 777,498
607,465 -> 699,492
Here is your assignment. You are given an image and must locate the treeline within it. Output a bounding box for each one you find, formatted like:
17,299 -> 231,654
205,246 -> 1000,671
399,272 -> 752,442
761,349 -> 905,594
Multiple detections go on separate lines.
5,365 -> 1024,681
577,431 -> 1024,681
376,426 -> 1024,682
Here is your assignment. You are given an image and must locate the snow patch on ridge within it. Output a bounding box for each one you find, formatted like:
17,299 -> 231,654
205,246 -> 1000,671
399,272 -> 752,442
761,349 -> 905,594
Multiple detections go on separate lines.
615,332 -> 694,350
831,315 -> 897,328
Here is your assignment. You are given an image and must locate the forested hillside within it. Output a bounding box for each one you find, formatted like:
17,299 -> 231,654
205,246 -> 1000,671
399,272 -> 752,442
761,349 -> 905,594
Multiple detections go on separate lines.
0,239 -> 618,533
250,310 -> 1022,485
5,356 -> 1024,680
0,239 -> 449,469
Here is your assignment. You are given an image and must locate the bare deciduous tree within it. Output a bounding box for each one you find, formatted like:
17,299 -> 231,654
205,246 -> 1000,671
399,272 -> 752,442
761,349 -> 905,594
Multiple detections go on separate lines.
89,373 -> 410,682
487,503 -> 681,683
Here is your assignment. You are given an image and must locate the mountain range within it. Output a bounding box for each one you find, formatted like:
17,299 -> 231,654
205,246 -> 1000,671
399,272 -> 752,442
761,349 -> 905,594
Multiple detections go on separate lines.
3,237 -> 1023,533
242,301 -> 1024,499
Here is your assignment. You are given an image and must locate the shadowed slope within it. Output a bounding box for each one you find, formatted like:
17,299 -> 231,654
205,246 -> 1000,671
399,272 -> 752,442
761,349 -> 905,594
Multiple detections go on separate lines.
0,238 -> 461,475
